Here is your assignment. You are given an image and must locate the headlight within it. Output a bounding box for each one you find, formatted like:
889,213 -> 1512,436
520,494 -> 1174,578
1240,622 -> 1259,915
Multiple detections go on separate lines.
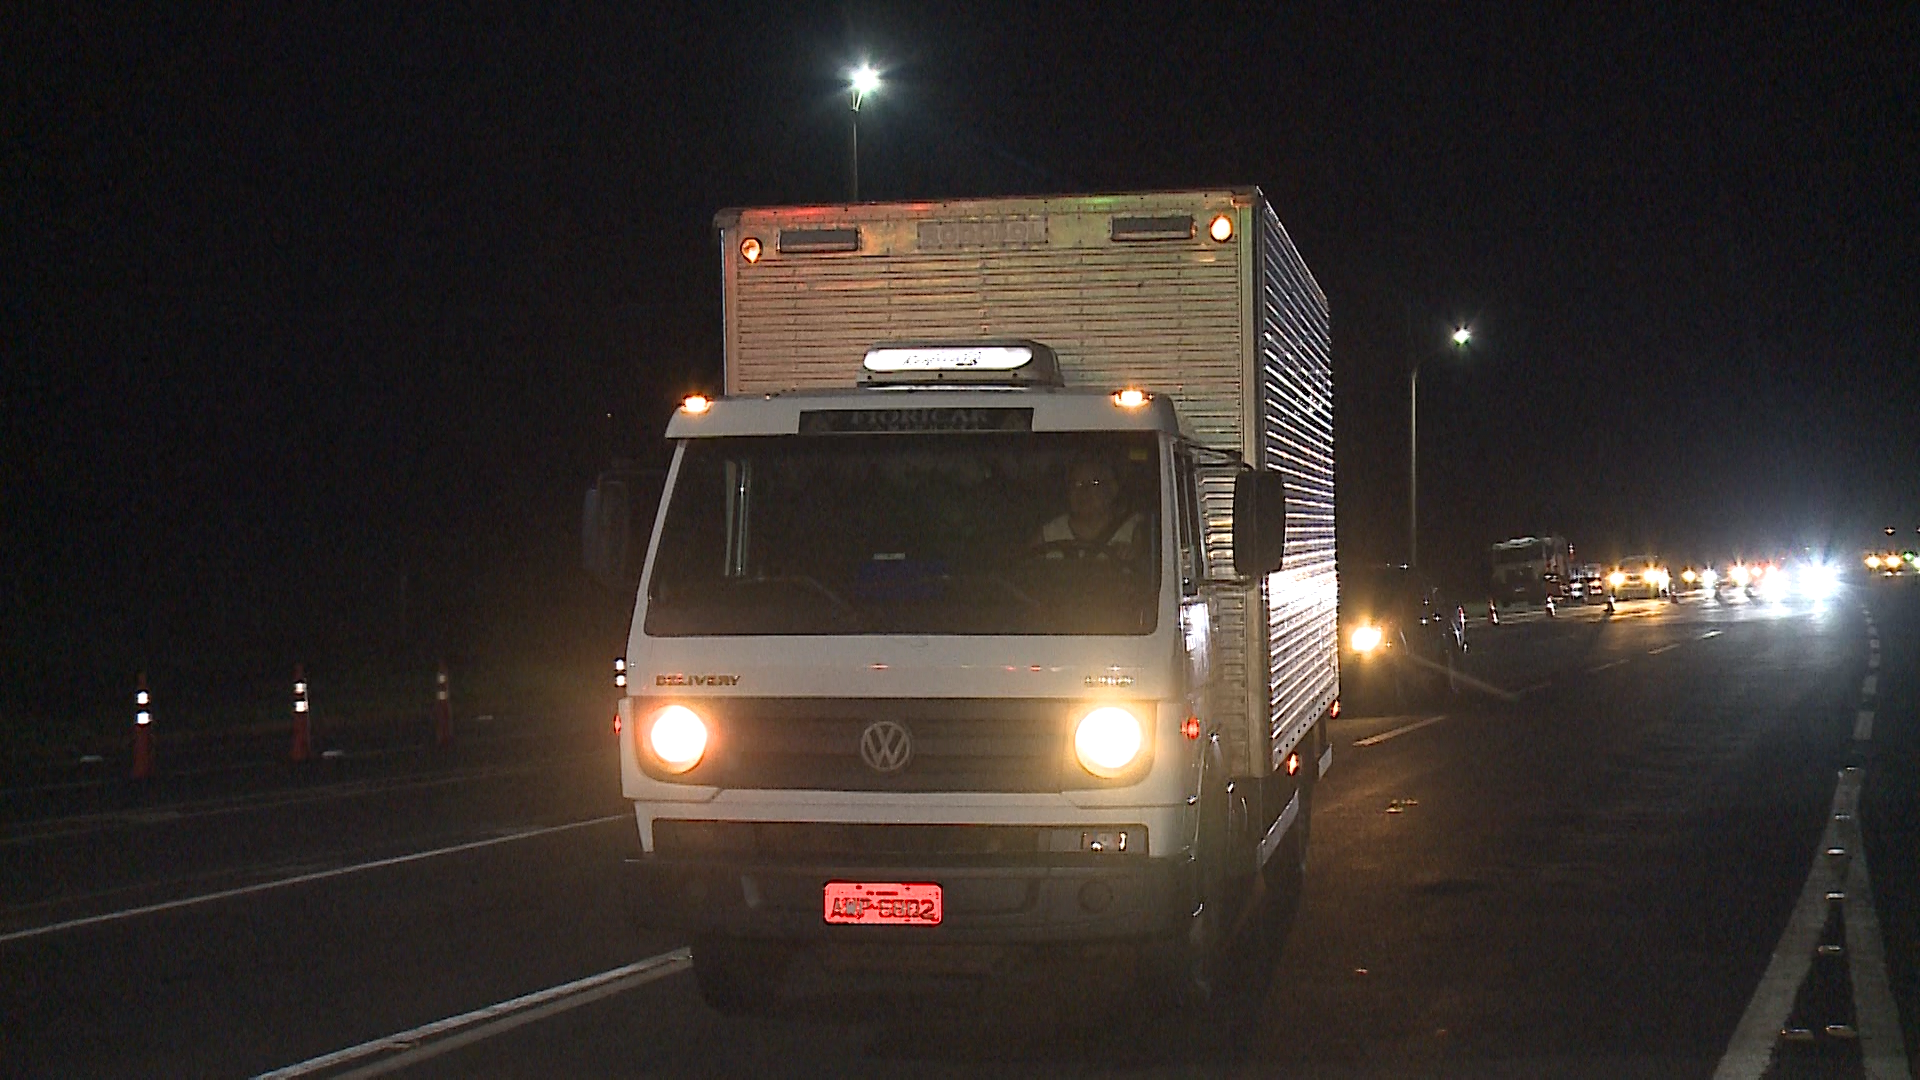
1074,706 -> 1144,779
1681,569 -> 1697,584
645,704 -> 709,773
1649,569 -> 1669,587
1350,624 -> 1385,653
1729,565 -> 1751,586
1608,571 -> 1627,588
1701,568 -> 1718,586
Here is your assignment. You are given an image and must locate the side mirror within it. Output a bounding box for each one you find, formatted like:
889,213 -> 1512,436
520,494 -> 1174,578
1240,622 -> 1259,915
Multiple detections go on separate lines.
583,467 -> 665,590
1231,467 -> 1288,579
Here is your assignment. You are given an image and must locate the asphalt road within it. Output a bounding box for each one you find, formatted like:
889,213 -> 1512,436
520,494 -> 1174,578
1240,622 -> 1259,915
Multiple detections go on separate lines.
3,580 -> 1914,1078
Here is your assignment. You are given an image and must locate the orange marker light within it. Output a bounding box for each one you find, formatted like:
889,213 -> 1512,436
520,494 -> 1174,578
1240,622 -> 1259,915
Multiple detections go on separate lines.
682,394 -> 712,415
740,237 -> 762,263
1181,716 -> 1202,740
1112,388 -> 1150,409
1208,214 -> 1234,242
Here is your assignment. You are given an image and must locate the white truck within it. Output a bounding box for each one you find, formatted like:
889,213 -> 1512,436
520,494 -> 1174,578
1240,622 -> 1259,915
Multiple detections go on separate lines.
1488,534 -> 1575,620
599,189 -> 1336,1012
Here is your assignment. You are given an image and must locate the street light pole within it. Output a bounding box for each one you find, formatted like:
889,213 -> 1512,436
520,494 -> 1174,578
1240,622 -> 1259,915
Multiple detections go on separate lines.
847,64 -> 879,202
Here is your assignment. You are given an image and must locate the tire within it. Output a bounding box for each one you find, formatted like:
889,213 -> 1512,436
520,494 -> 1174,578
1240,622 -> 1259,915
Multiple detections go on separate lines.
691,936 -> 790,1016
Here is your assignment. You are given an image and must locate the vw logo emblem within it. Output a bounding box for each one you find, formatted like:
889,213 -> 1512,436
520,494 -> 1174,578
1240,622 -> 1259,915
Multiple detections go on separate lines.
859,720 -> 914,774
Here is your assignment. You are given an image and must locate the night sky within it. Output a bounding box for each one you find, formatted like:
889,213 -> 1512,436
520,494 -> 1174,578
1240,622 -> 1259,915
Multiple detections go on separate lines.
8,4 -> 1918,727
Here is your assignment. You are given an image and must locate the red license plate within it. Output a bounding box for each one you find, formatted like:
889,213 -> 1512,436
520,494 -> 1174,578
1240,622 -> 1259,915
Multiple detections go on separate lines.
823,881 -> 943,926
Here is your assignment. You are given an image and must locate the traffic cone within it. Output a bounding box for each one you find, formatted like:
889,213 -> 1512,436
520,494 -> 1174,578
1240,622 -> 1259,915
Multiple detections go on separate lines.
432,662 -> 453,749
290,664 -> 312,763
130,673 -> 155,780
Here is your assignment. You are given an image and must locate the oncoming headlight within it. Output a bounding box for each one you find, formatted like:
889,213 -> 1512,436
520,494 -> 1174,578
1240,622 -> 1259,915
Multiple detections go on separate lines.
1350,625 -> 1385,654
644,704 -> 709,773
1074,706 -> 1144,779
1608,571 -> 1627,588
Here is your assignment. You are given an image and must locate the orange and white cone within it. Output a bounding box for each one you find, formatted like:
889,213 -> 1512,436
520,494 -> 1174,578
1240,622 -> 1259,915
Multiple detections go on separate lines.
131,673 -> 155,780
290,664 -> 312,763
432,663 -> 452,748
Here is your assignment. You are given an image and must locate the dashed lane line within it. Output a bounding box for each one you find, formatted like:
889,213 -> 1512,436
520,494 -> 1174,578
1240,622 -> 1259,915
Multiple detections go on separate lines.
1648,643 -> 1683,655
253,949 -> 692,1079
1587,659 -> 1629,674
1862,674 -> 1877,698
0,814 -> 628,945
1855,710 -> 1875,742
1713,769 -> 1910,1079
1353,714 -> 1449,748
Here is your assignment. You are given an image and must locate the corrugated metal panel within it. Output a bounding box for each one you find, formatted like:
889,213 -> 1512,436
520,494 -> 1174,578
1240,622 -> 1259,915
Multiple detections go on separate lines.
1254,202 -> 1337,770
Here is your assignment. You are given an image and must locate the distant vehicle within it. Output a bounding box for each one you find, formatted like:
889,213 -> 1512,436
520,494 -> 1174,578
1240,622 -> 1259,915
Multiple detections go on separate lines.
1673,564 -> 1716,596
1607,555 -> 1672,601
1342,564 -> 1467,708
1489,535 -> 1574,617
1568,563 -> 1606,604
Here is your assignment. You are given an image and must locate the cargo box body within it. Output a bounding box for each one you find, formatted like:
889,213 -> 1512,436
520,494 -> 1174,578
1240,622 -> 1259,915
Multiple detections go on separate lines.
713,189 -> 1335,777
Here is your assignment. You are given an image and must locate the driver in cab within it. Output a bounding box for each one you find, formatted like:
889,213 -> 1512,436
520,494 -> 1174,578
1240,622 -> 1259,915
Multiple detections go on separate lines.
1036,457 -> 1145,558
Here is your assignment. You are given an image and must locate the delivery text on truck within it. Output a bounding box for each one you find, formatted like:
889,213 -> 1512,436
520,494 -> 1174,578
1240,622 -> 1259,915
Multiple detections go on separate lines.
589,189 -> 1336,1015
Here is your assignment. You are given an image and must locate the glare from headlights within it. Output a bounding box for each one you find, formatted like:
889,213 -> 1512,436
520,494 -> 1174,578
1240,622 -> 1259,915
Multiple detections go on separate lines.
646,705 -> 709,772
1682,569 -> 1697,584
1608,571 -> 1627,588
1866,555 -> 1883,569
1729,565 -> 1751,586
1350,625 -> 1385,653
1701,568 -> 1718,587
1074,706 -> 1144,778
1797,563 -> 1840,600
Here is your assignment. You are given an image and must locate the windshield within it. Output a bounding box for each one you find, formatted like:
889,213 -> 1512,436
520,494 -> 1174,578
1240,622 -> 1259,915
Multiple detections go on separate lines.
644,431 -> 1161,636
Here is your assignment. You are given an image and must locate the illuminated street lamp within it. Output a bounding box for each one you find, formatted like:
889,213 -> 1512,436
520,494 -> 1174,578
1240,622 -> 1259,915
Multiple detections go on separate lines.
1409,323 -> 1471,568
848,63 -> 880,202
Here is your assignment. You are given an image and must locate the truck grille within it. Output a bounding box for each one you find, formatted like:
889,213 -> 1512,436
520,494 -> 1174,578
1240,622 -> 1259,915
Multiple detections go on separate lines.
656,698 -> 1096,792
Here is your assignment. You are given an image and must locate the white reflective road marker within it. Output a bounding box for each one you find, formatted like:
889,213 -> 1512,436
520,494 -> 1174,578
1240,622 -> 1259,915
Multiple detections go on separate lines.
1713,770 -> 1910,1079
254,949 -> 692,1079
1587,659 -> 1628,674
1699,630 -> 1724,640
1855,710 -> 1875,742
1648,642 -> 1682,655
0,815 -> 627,945
1353,714 -> 1449,748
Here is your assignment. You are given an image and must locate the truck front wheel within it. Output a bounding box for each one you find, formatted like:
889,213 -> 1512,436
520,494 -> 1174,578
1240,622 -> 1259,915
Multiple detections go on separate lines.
691,936 -> 790,1016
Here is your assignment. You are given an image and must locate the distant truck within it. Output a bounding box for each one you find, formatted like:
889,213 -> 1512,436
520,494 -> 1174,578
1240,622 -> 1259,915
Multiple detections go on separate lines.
590,189 -> 1336,1012
1488,535 -> 1575,619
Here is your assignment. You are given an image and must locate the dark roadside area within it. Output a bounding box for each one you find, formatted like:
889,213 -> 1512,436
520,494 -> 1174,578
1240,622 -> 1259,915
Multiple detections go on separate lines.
0,684 -> 620,828
1859,577 -> 1920,1074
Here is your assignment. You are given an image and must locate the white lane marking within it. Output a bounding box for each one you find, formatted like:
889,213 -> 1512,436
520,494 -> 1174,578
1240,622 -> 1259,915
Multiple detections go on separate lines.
1,749 -> 608,848
254,949 -> 692,1079
1353,714 -> 1449,748
1587,659 -> 1629,674
1843,821 -> 1912,1078
1869,653 -> 1880,670
1699,630 -> 1724,640
1648,643 -> 1683,655
1713,769 -> 1911,1079
1862,674 -> 1877,698
1855,710 -> 1875,742
0,815 -> 627,945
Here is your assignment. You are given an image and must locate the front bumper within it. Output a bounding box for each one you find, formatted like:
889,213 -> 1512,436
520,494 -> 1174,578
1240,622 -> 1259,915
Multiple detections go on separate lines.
626,852 -> 1190,944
